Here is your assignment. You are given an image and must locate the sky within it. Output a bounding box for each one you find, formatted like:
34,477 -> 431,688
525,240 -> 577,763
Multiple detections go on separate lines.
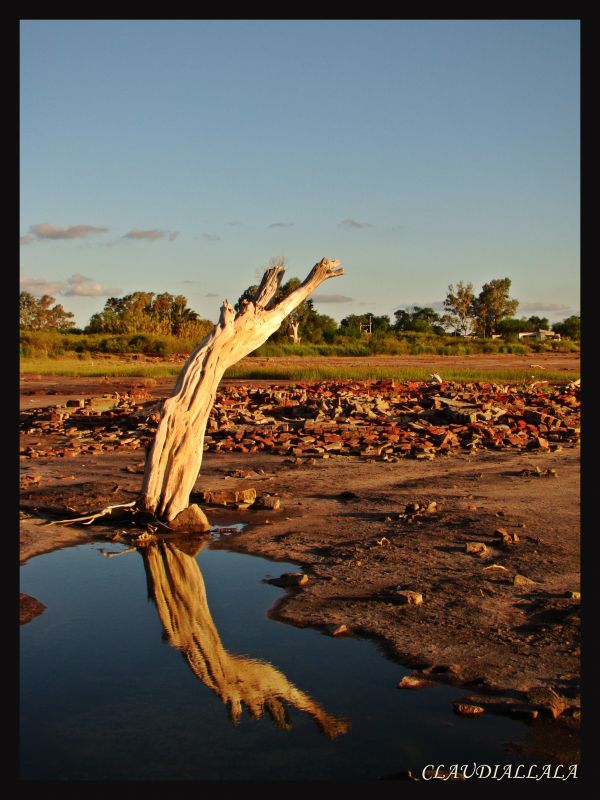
20,19 -> 580,329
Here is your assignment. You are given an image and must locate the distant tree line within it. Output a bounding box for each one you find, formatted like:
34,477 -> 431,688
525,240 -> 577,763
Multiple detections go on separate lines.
19,290 -> 213,341
86,291 -> 212,339
19,275 -> 580,344
19,291 -> 74,332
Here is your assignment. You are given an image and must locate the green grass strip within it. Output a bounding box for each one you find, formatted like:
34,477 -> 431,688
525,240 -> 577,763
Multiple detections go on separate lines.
21,356 -> 578,384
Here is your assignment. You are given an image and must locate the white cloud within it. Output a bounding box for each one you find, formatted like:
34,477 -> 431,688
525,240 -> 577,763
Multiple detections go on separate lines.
268,222 -> 294,229
312,294 -> 353,304
20,273 -> 119,298
124,229 -> 166,241
30,222 -> 109,240
339,218 -> 373,229
394,301 -> 445,312
20,235 -> 34,246
517,302 -> 572,312
20,275 -> 65,297
62,274 -> 120,297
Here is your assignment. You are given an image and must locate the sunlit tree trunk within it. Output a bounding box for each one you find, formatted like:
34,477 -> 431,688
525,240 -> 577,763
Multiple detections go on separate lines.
138,258 -> 344,522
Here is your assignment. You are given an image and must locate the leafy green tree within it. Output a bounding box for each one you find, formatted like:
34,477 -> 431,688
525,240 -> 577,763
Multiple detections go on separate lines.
552,315 -> 580,340
86,291 -> 205,336
496,317 -> 525,336
472,278 -> 519,337
526,315 -> 550,331
497,315 -> 551,336
302,312 -> 338,343
442,282 -> 475,335
19,291 -> 39,329
393,306 -> 441,333
340,313 -> 391,336
19,291 -> 75,331
392,309 -> 411,331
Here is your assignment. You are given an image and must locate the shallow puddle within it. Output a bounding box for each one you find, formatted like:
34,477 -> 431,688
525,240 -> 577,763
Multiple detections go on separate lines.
21,539 -> 538,781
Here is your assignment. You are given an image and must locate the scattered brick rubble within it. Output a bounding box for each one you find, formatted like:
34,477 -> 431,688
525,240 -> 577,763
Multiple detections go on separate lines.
19,379 -> 580,462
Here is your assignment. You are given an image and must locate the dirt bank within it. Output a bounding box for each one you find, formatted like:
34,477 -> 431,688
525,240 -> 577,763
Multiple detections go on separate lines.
19,370 -> 581,763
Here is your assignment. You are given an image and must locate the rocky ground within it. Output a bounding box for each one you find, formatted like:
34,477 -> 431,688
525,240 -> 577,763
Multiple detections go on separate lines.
19,366 -> 581,764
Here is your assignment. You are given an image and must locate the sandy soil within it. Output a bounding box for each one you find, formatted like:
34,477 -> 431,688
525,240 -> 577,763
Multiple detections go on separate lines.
19,358 -> 581,764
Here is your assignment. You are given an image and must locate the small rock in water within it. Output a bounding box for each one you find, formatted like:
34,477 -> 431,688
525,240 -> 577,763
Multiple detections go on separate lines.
397,674 -> 434,689
267,572 -> 309,588
453,702 -> 485,717
327,623 -> 350,637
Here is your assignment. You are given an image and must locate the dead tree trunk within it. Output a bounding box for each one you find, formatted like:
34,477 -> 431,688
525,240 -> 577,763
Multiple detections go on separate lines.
139,258 -> 343,522
288,318 -> 301,344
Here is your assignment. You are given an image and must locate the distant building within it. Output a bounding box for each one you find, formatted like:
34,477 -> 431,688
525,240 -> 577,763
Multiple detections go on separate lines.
517,330 -> 561,341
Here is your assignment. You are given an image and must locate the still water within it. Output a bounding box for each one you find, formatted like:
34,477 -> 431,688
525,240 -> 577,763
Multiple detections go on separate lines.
20,538 -> 535,780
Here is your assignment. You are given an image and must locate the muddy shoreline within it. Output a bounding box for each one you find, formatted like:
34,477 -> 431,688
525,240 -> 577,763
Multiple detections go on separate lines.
19,368 -> 581,764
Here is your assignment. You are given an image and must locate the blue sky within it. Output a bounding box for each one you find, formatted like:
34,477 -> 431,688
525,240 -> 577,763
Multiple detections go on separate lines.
20,19 -> 580,328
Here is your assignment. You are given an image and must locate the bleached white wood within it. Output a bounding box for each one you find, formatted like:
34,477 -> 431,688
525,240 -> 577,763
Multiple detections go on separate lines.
139,258 -> 343,521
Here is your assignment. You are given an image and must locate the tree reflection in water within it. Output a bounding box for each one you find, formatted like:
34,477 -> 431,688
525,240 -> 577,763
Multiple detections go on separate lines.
140,540 -> 350,738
